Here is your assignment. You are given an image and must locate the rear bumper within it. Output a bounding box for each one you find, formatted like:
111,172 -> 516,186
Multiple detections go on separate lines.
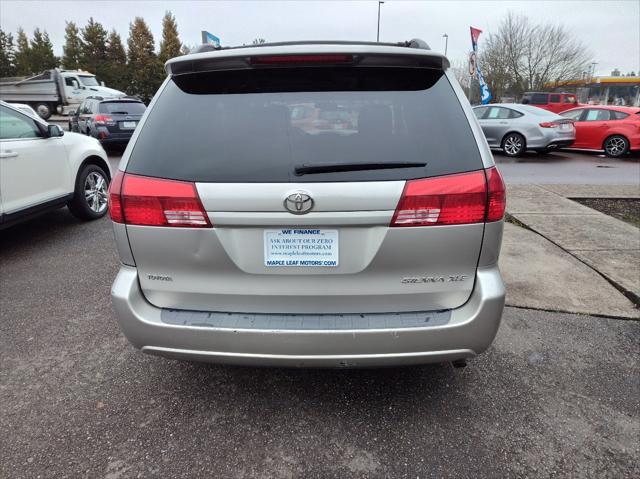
527,129 -> 575,149
111,265 -> 505,367
544,139 -> 574,149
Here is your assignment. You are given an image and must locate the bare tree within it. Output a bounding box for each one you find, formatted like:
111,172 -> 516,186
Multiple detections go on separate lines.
450,58 -> 471,91
480,12 -> 591,99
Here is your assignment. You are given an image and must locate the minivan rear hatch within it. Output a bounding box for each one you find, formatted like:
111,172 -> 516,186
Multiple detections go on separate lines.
118,48 -> 493,314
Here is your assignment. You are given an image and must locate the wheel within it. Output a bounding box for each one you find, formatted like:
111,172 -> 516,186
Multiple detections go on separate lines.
502,133 -> 526,157
33,102 -> 52,120
603,135 -> 630,158
67,164 -> 110,220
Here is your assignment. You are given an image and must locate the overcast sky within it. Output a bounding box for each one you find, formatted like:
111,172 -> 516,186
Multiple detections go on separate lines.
1,0 -> 638,76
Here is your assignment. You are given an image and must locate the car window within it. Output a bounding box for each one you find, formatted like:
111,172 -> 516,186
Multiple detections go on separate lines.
584,109 -> 611,121
508,109 -> 524,118
65,77 -> 76,87
473,107 -> 488,119
563,95 -> 577,104
560,109 -> 585,121
0,105 -> 42,140
487,107 -> 511,119
531,93 -> 548,105
79,76 -> 99,87
128,67 -> 484,183
99,102 -> 146,114
611,111 -> 629,120
549,94 -> 561,103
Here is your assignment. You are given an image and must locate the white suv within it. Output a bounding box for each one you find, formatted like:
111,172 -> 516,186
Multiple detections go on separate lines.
0,101 -> 112,228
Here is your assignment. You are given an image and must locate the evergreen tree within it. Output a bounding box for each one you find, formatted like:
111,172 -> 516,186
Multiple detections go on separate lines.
29,28 -> 58,73
80,17 -> 108,78
62,21 -> 83,70
159,11 -> 182,64
127,17 -> 163,102
104,30 -> 128,92
14,28 -> 31,76
0,29 -> 17,77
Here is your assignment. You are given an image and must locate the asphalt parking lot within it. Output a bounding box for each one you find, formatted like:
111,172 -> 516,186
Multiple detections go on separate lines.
1,149 -> 639,478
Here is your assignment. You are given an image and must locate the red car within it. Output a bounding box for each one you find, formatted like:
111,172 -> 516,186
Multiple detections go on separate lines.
521,92 -> 581,113
560,106 -> 640,158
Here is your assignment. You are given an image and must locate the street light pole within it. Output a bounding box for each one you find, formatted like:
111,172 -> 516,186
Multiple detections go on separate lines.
442,33 -> 449,56
377,1 -> 384,42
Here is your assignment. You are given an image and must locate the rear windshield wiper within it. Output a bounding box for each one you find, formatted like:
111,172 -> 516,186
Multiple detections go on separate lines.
294,161 -> 427,176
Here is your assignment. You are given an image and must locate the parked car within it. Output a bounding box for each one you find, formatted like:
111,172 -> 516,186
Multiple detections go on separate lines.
0,101 -> 111,229
473,103 -> 576,157
109,40 -> 506,368
521,92 -> 581,113
560,106 -> 640,158
69,96 -> 146,148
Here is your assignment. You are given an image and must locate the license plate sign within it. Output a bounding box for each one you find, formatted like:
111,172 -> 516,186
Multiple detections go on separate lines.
264,229 -> 339,267
121,121 -> 136,129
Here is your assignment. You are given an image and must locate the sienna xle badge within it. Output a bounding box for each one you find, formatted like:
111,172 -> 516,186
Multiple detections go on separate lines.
109,39 -> 506,368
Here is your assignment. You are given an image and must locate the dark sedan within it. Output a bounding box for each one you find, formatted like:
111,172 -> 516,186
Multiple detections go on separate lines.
69,96 -> 146,148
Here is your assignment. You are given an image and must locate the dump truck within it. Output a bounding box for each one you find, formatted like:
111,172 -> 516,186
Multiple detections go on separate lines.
0,68 -> 126,119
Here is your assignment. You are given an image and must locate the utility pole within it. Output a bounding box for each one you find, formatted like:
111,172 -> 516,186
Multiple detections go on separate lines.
442,33 -> 449,56
377,1 -> 384,42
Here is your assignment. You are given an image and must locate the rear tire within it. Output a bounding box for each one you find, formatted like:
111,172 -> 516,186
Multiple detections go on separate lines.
603,135 -> 630,158
68,164 -> 110,221
33,102 -> 52,120
502,133 -> 526,157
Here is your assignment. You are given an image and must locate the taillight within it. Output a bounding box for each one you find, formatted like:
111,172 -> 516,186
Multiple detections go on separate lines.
539,121 -> 560,128
390,167 -> 505,227
108,170 -> 125,223
94,114 -> 115,126
485,166 -> 506,222
250,54 -> 354,65
108,172 -> 211,228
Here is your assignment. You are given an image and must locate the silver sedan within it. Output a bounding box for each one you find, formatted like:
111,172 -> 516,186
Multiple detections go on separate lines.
473,103 -> 576,157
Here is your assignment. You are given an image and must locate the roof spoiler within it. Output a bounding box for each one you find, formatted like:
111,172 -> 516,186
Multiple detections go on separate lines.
166,39 -> 446,76
189,39 -> 432,55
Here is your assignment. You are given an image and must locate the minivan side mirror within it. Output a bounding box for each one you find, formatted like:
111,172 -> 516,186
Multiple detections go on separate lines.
47,124 -> 64,138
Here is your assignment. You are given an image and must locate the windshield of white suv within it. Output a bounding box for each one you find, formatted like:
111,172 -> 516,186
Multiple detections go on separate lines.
128,67 -> 483,183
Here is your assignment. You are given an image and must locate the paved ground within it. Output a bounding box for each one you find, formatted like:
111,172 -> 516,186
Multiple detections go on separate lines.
494,150 -> 640,185
500,223 -> 638,318
1,208 -> 639,478
507,185 -> 640,304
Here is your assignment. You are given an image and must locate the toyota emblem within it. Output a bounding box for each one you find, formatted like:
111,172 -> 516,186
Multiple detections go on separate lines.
284,192 -> 314,215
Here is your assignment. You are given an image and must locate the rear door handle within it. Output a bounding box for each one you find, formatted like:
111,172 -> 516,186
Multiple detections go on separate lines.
0,150 -> 18,158
499,121 -> 508,125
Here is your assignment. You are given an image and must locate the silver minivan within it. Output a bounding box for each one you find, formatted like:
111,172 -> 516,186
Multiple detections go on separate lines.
109,40 -> 506,368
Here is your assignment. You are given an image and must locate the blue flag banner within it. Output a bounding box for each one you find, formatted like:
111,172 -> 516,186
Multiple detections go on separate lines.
201,31 -> 221,48
470,26 -> 492,104
477,67 -> 492,104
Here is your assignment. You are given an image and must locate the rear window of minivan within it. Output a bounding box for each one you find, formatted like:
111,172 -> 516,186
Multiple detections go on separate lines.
127,67 -> 483,183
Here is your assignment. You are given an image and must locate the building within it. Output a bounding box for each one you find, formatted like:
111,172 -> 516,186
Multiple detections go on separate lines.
553,76 -> 640,107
